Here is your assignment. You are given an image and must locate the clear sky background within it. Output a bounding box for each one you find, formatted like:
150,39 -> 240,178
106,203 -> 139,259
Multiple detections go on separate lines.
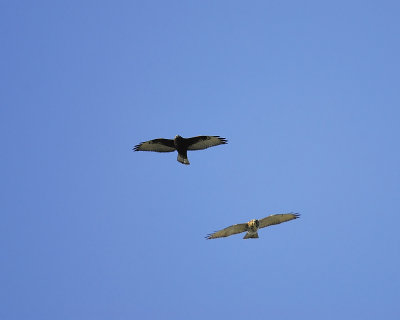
1,1 -> 399,319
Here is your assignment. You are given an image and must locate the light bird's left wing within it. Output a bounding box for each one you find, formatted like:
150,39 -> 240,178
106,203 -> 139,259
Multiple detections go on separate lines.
259,213 -> 300,229
187,136 -> 227,150
206,223 -> 248,239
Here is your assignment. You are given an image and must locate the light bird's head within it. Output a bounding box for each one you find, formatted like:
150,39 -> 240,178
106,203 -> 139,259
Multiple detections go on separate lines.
248,219 -> 260,231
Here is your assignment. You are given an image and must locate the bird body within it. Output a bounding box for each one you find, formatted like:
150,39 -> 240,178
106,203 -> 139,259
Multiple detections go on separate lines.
173,135 -> 190,164
206,213 -> 300,239
133,135 -> 227,165
242,219 -> 260,239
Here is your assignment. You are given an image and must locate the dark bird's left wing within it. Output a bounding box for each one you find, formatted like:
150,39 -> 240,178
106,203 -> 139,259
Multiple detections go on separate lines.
133,138 -> 176,152
206,223 -> 248,239
187,136 -> 227,150
259,213 -> 300,229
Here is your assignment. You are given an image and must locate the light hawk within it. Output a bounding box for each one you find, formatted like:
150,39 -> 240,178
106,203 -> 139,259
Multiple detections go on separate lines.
206,213 -> 300,239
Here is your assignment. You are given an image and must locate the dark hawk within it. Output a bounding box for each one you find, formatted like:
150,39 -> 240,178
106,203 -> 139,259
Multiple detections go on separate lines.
133,135 -> 227,165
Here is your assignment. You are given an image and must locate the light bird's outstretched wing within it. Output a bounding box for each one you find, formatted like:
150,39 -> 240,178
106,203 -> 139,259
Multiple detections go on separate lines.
206,223 -> 248,239
259,213 -> 300,229
187,136 -> 227,150
133,138 -> 176,152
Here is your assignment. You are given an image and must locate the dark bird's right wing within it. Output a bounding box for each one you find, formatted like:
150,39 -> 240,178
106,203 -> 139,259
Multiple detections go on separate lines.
187,136 -> 227,150
133,138 -> 176,152
206,223 -> 248,239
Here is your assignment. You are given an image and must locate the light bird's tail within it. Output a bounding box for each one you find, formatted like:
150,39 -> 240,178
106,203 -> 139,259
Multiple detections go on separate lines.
243,232 -> 259,239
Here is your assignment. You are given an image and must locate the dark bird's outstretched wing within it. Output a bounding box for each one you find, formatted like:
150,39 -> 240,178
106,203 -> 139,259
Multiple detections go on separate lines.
206,223 -> 248,239
133,138 -> 176,152
259,213 -> 300,229
187,136 -> 227,150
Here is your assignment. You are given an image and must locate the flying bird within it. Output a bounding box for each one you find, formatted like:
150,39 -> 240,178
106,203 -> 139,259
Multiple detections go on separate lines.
133,135 -> 227,165
206,213 -> 300,239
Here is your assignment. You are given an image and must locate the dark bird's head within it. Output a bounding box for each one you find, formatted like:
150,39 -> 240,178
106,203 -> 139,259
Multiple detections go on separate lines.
248,219 -> 260,231
174,135 -> 184,147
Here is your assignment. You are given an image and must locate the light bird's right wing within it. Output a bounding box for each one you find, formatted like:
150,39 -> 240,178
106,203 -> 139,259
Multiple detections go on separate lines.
259,213 -> 300,229
206,223 -> 248,239
133,138 -> 176,152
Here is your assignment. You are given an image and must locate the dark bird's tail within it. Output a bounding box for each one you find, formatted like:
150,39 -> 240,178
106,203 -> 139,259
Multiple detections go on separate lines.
177,153 -> 190,165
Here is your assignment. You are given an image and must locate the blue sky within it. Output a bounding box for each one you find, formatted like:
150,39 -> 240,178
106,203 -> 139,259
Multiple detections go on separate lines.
1,1 -> 399,319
